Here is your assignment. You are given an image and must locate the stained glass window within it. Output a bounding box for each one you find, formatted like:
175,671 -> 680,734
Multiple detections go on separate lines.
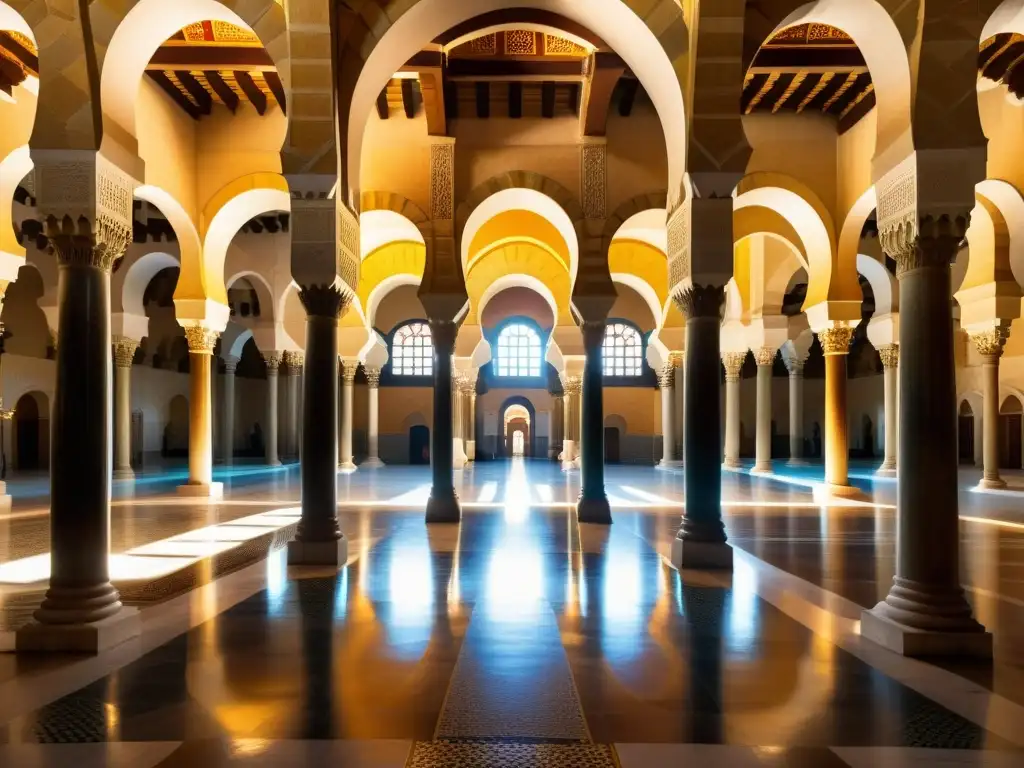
495,323 -> 543,378
392,322 -> 433,376
603,322 -> 643,377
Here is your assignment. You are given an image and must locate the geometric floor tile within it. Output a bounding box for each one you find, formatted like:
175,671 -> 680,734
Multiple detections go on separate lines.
407,742 -> 616,767
0,742 -> 181,768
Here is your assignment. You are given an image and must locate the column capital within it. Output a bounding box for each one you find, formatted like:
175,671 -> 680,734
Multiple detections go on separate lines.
428,318 -> 458,353
884,215 -> 965,278
722,351 -> 746,380
284,350 -> 304,374
658,363 -> 675,388
580,319 -> 606,351
112,336 -> 139,368
818,326 -> 855,356
753,346 -> 776,367
564,374 -> 583,395
364,366 -> 381,388
183,325 -> 220,354
264,352 -> 283,373
673,283 -> 724,320
223,355 -> 240,375
878,343 -> 900,369
298,283 -> 353,319
668,350 -> 685,368
342,359 -> 359,383
784,358 -> 804,377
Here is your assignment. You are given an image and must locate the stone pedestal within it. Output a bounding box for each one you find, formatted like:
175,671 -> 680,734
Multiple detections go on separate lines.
722,352 -> 745,469
288,286 -> 348,566
178,327 -> 220,496
18,608 -> 141,653
752,347 -> 775,473
672,286 -> 731,571
863,218 -> 991,657
426,320 -> 460,523
577,321 -> 611,524
112,338 -> 138,481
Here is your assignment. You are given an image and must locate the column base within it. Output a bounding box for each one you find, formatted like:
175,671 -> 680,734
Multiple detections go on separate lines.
17,607 -> 140,654
671,537 -> 733,570
722,459 -> 743,471
113,467 -> 135,481
561,458 -> 578,471
287,537 -> 348,567
751,463 -> 774,474
266,459 -> 283,467
876,462 -> 897,477
361,457 -> 385,469
466,441 -> 476,462
577,495 -> 612,525
573,456 -> 582,469
0,492 -> 10,512
338,461 -> 357,474
812,482 -> 868,503
657,459 -> 683,470
176,481 -> 224,499
976,476 -> 1007,491
860,605 -> 992,658
426,492 -> 461,523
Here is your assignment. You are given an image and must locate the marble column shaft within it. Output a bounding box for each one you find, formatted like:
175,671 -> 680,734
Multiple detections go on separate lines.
658,364 -> 676,467
878,345 -> 900,474
364,368 -> 384,467
786,362 -> 805,462
972,330 -> 1008,488
722,352 -> 745,468
672,355 -> 685,461
753,347 -> 775,472
113,338 -> 138,480
340,360 -> 357,471
578,320 -> 611,523
184,327 -> 219,487
819,327 -> 854,488
285,353 -> 302,459
222,356 -> 238,466
264,354 -> 282,466
427,320 -> 460,522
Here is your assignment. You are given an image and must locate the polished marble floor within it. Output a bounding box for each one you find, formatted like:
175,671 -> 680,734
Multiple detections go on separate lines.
0,459 -> 1022,766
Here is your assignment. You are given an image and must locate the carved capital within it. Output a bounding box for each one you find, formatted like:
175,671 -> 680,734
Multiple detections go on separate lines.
668,350 -> 684,368
284,351 -> 304,375
722,352 -> 746,380
785,359 -> 804,377
970,327 -> 1009,359
264,352 -> 282,373
298,283 -> 353,319
342,359 -> 359,383
754,346 -> 776,367
183,326 -> 219,354
818,326 -> 855,356
891,215 -> 965,278
581,319 -> 606,352
673,283 -> 724,320
564,374 -> 582,395
658,363 -> 675,388
878,343 -> 900,369
223,355 -> 239,375
428,318 -> 458,353
365,367 -> 381,388
112,336 -> 138,368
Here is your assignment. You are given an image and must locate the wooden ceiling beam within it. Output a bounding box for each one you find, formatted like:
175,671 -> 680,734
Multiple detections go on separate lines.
400,78 -> 416,118
145,71 -> 201,119
752,46 -> 865,69
235,70 -> 267,115
617,78 -> 639,117
508,81 -> 523,118
148,45 -> 274,71
580,51 -> 625,136
418,67 -> 448,135
0,56 -> 25,91
264,71 -> 287,114
0,31 -> 38,76
204,70 -> 239,112
376,87 -> 390,119
475,82 -> 490,118
541,81 -> 556,118
447,59 -> 585,78
175,70 -> 213,115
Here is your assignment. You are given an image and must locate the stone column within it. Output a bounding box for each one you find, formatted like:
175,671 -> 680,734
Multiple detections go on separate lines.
112,337 -> 138,480
672,352 -> 685,462
177,327 -> 223,498
452,373 -> 467,469
658,363 -> 680,468
264,353 -> 282,466
284,352 -> 303,460
221,355 -> 239,467
672,285 -> 732,569
578,320 -> 611,524
17,204 -> 142,652
753,347 -> 776,473
466,387 -> 477,462
363,367 -> 384,468
784,358 -> 806,464
971,330 -> 1008,489
722,352 -> 745,469
339,359 -> 358,472
427,319 -> 460,522
862,219 -> 991,657
877,344 -> 900,476
561,379 -> 579,469
818,327 -> 857,495
288,286 -> 350,565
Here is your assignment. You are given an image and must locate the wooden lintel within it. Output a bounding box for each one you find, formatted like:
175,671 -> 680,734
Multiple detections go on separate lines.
0,32 -> 39,76
508,81 -> 523,119
475,82 -> 490,118
175,70 -> 213,115
204,70 -> 239,112
419,68 -> 448,136
580,52 -> 625,136
400,78 -> 416,118
235,70 -> 268,115
264,71 -> 287,114
541,81 -> 556,118
148,45 -> 275,71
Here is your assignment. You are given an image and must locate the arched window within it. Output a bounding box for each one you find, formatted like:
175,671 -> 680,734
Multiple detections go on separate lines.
495,322 -> 543,378
392,322 -> 433,376
603,322 -> 644,377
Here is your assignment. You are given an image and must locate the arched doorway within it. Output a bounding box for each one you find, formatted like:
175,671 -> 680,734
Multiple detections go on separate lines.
498,396 -> 536,459
13,391 -> 49,471
958,400 -> 975,465
163,395 -> 189,457
409,425 -> 430,465
999,396 -> 1023,469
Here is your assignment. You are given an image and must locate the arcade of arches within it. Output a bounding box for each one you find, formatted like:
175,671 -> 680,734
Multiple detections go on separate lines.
2,1 -> 1024,763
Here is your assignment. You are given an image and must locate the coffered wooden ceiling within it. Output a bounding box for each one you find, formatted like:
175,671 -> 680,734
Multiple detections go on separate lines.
145,21 -> 285,119
742,23 -> 875,133
0,30 -> 37,96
